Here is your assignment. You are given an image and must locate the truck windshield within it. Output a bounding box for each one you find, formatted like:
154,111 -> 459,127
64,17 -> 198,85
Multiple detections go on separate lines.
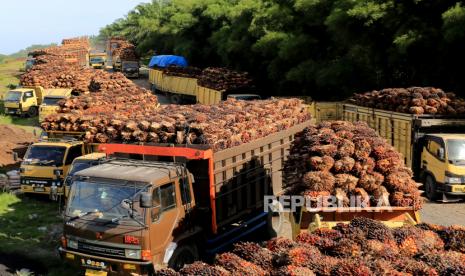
124,63 -> 138,68
43,97 -> 63,105
66,181 -> 145,223
91,57 -> 104,63
23,146 -> 66,166
447,139 -> 465,165
4,91 -> 21,101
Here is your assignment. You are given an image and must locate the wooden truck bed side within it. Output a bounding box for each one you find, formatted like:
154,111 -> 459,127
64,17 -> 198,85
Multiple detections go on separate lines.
308,101 -> 343,123
196,86 -> 223,105
290,206 -> 420,240
161,76 -> 198,96
149,68 -> 164,88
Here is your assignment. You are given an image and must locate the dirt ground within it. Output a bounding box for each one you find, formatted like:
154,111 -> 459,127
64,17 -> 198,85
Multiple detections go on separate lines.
420,199 -> 465,226
0,124 -> 37,169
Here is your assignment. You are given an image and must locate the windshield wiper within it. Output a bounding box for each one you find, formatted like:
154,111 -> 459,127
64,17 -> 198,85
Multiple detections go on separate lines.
67,210 -> 100,222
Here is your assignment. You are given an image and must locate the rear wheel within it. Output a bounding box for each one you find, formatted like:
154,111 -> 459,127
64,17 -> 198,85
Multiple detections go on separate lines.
168,244 -> 199,271
27,106 -> 38,117
425,175 -> 439,201
170,94 -> 183,104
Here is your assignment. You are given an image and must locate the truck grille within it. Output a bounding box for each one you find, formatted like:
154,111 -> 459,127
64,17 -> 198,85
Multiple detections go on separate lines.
78,241 -> 126,258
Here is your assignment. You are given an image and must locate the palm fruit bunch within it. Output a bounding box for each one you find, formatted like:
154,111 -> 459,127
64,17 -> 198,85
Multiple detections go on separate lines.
349,87 -> 465,115
155,218 -> 465,275
283,121 -> 423,209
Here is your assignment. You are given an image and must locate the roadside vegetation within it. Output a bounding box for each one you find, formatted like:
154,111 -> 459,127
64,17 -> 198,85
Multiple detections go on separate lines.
100,0 -> 465,100
0,193 -> 77,275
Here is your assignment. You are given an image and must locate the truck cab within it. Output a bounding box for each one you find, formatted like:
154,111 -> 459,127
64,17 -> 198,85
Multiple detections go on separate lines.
60,160 -> 197,275
90,54 -> 106,69
20,139 -> 87,198
122,61 -> 140,78
39,89 -> 73,122
421,134 -> 465,200
3,86 -> 45,117
63,152 -> 106,197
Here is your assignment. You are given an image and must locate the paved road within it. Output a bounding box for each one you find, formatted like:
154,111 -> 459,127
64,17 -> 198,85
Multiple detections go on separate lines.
420,199 -> 465,226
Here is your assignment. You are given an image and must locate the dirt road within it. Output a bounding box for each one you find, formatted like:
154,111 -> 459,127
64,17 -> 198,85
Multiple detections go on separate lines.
420,199 -> 465,226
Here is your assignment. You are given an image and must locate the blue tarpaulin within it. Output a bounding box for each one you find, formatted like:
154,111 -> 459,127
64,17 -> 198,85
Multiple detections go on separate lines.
148,55 -> 188,68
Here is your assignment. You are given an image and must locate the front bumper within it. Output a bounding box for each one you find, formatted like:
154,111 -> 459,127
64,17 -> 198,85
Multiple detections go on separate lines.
59,247 -> 153,276
4,107 -> 22,115
20,177 -> 64,195
443,184 -> 465,195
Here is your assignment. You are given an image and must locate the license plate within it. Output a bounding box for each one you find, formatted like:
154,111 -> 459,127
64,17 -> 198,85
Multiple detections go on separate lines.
85,270 -> 107,276
33,187 -> 45,192
8,110 -> 16,114
453,186 -> 465,192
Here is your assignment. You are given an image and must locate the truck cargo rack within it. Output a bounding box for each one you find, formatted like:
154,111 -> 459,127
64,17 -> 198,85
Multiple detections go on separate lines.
290,206 -> 420,239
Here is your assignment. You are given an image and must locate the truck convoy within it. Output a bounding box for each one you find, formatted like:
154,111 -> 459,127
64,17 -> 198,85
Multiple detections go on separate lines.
59,121 -> 310,275
311,101 -> 465,201
38,88 -> 73,122
3,86 -> 59,117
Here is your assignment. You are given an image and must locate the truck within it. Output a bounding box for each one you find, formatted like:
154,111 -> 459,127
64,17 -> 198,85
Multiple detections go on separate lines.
89,53 -> 107,69
311,102 -> 465,201
59,120 -> 311,275
121,60 -> 140,78
19,131 -> 98,198
39,88 -> 73,122
64,152 -> 106,197
3,86 -> 54,117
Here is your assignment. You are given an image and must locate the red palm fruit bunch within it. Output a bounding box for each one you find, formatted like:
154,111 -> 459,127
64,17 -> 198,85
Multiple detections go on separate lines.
271,265 -> 315,276
330,259 -> 372,276
393,226 -> 444,257
426,224 -> 465,253
304,255 -> 340,276
267,237 -> 297,253
232,242 -> 274,271
283,121 -> 423,208
361,239 -> 400,262
295,232 -> 335,252
179,262 -> 230,276
215,253 -> 267,275
392,258 -> 439,276
349,217 -> 394,242
286,245 -> 322,267
327,238 -> 362,258
415,250 -> 465,275
367,259 -> 405,276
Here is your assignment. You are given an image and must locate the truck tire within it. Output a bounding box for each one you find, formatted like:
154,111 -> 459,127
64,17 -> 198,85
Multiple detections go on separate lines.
28,106 -> 38,117
168,244 -> 199,271
425,175 -> 439,201
170,94 -> 182,104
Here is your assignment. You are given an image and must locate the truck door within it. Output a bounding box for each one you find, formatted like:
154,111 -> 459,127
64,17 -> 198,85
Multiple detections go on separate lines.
22,91 -> 36,109
422,137 -> 446,184
149,182 -> 180,265
63,145 -> 85,177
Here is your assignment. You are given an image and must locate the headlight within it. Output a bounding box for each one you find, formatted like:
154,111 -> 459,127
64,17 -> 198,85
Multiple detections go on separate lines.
445,171 -> 463,184
67,239 -> 78,249
125,249 -> 141,259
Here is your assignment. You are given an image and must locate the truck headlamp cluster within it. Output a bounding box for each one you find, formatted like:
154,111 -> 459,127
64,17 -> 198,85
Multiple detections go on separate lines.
67,239 -> 78,249
445,171 -> 464,184
125,249 -> 141,259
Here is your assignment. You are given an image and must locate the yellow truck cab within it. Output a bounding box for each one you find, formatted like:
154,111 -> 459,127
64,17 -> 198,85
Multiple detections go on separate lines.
20,139 -> 87,198
3,86 -> 47,117
89,53 -> 106,69
39,89 -> 73,122
421,134 -> 465,200
64,153 -> 106,197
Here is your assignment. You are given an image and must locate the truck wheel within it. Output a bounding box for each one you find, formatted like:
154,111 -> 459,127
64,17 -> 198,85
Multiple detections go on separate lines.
425,175 -> 439,201
28,106 -> 38,117
170,94 -> 182,104
168,244 -> 199,271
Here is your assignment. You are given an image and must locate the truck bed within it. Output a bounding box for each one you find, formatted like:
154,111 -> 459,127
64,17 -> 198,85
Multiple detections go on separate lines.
342,103 -> 465,168
290,206 -> 420,239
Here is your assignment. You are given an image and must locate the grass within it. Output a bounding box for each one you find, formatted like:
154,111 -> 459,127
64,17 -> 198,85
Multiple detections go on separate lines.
0,114 -> 40,134
0,193 -> 78,275
0,57 -> 23,98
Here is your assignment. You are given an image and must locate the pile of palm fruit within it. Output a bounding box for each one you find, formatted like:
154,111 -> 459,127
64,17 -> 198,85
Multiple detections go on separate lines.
283,121 -> 423,209
155,218 -> 465,275
41,98 -> 310,150
163,65 -> 202,78
349,87 -> 465,115
197,67 -> 254,92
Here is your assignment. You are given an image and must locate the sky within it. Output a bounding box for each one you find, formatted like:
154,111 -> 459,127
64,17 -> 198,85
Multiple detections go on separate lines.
0,0 -> 150,55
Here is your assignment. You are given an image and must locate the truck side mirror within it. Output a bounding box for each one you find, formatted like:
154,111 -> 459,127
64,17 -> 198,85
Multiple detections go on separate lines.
12,152 -> 18,162
438,148 -> 445,160
140,192 -> 152,208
